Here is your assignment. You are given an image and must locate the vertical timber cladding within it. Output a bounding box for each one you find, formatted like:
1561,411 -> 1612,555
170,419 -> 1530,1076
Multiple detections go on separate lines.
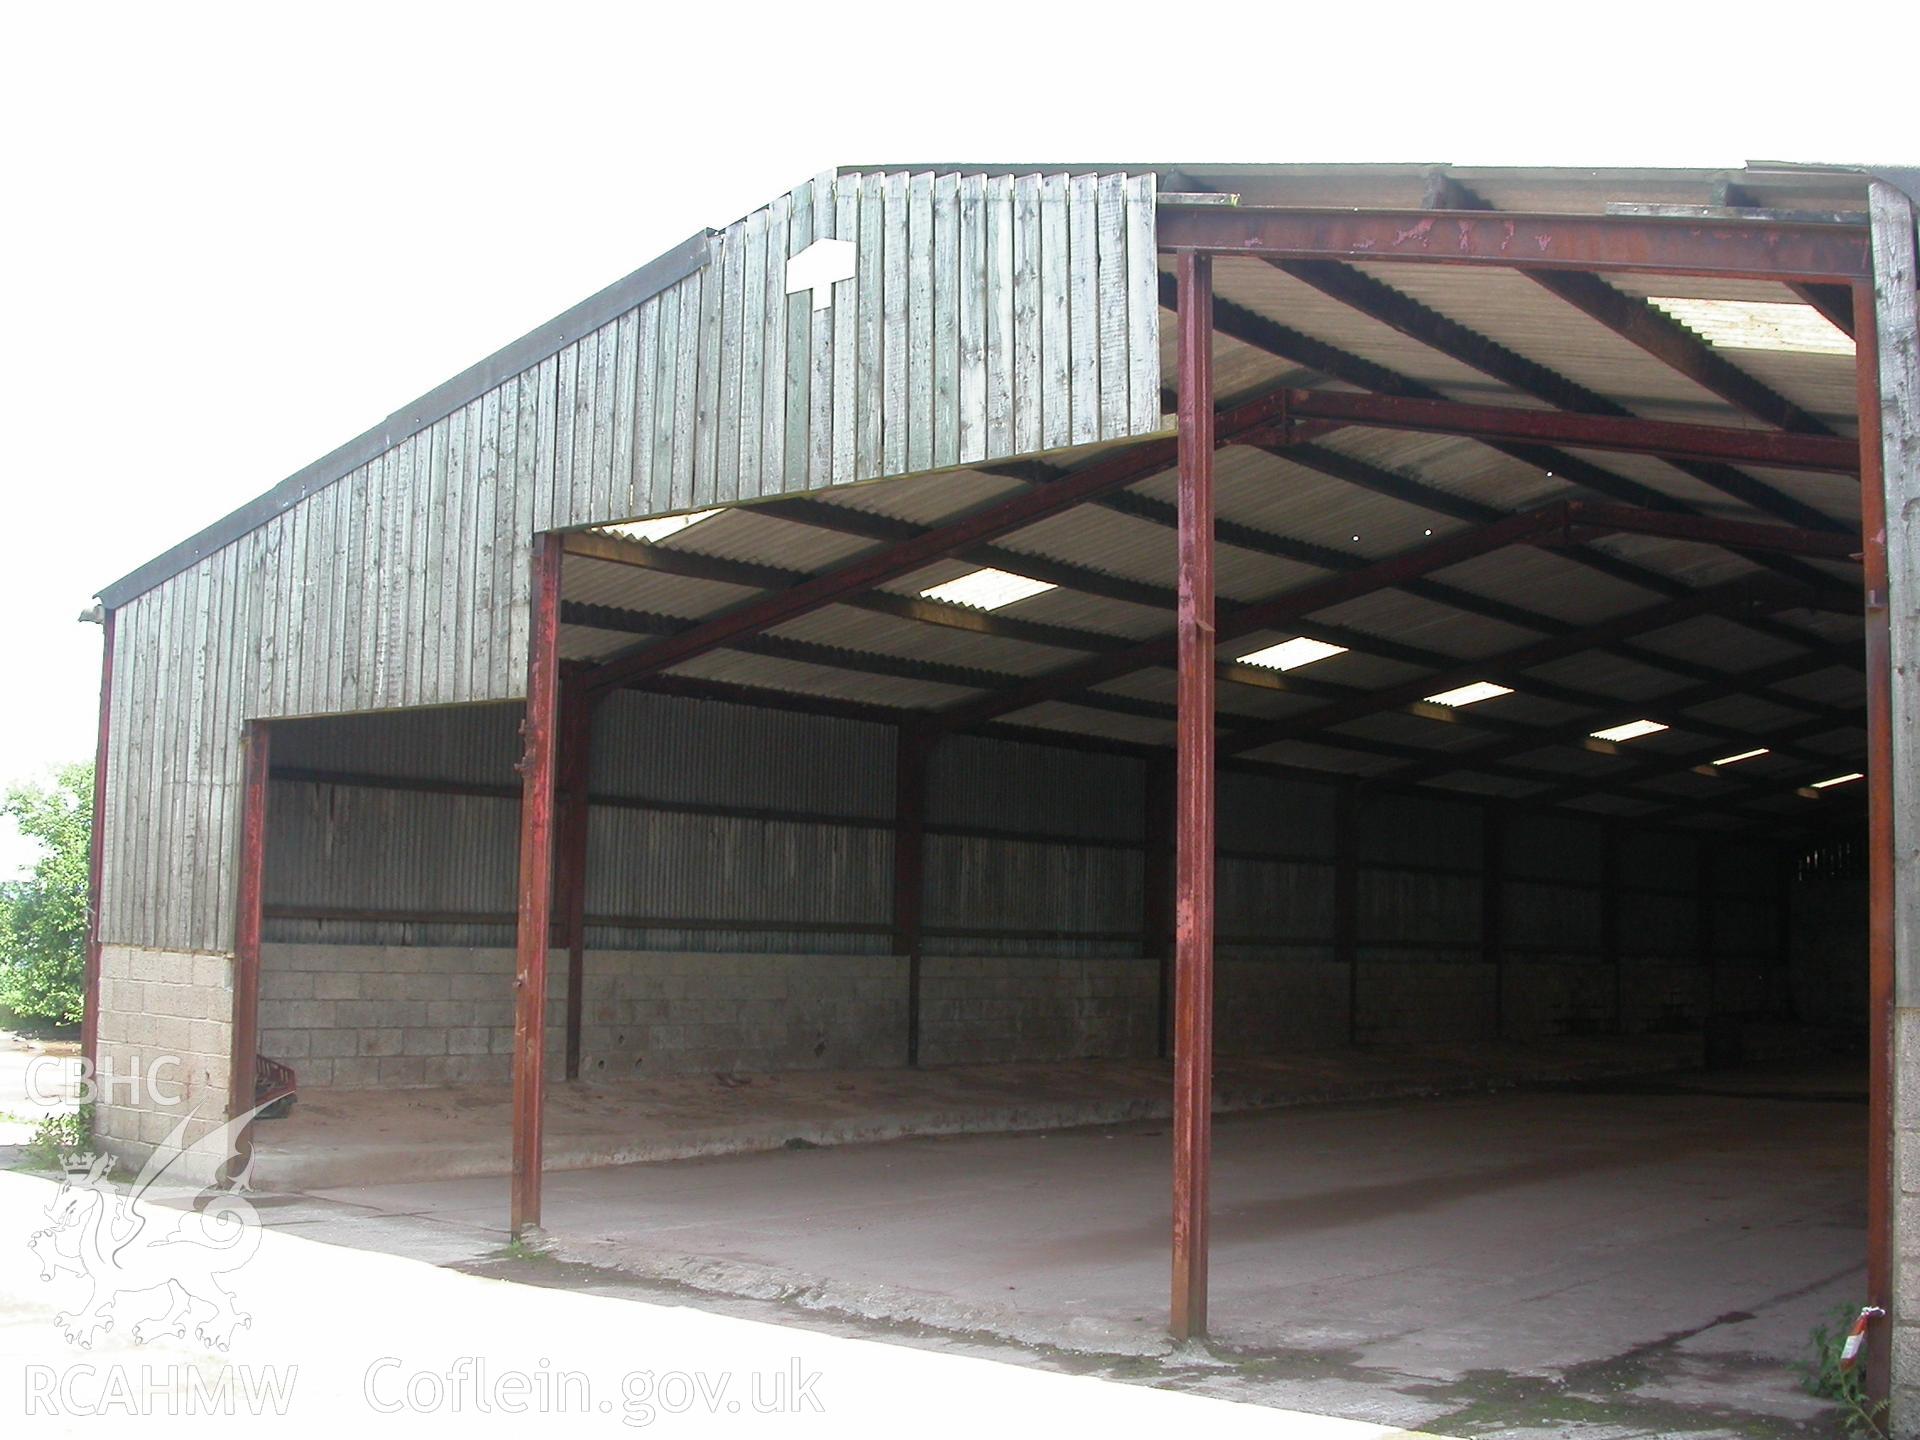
95,167 -> 1162,957
624,168 -> 1164,511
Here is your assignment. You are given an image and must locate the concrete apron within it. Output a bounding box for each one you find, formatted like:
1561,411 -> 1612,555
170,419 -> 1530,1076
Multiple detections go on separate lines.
250,1035 -> 1706,1191
0,1170 -> 1435,1438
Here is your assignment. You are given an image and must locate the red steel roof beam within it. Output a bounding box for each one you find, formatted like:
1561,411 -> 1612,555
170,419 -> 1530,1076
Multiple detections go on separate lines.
1156,206 -> 1871,284
579,387 -> 1295,699
1284,390 -> 1862,477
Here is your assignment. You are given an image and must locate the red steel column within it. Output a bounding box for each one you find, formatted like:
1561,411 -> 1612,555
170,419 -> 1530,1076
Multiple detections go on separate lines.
225,719 -> 271,1183
1855,278 -> 1895,1405
81,609 -> 115,1072
558,676 -> 597,1082
1170,252 -> 1217,1343
512,533 -> 564,1237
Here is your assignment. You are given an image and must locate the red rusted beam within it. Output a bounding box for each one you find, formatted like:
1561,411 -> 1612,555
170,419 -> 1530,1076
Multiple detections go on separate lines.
1156,205 -> 1871,284
580,387 -> 1295,699
932,500 -> 1850,737
511,532 -> 564,1238
1549,502 -> 1861,560
1220,578 -> 1803,760
225,720 -> 270,1184
1855,278 -> 1894,1407
934,504 -> 1577,734
557,674 -> 596,1083
81,609 -> 114,1073
1170,253 -> 1216,1345
1285,389 -> 1861,476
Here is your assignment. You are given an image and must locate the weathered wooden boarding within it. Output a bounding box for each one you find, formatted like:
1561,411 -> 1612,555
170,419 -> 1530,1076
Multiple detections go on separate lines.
94,169 -> 1164,954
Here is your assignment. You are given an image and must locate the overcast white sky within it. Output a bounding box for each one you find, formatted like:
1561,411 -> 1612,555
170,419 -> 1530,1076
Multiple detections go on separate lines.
0,2 -> 1912,874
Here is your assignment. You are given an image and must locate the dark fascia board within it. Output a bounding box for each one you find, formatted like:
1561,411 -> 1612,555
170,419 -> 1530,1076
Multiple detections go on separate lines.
97,227 -> 714,610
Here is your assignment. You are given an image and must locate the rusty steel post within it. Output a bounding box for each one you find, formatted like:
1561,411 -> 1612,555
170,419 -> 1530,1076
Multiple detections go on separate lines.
1170,252 -> 1217,1344
893,724 -> 933,1067
81,609 -> 114,1073
511,533 -> 564,1238
558,675 -> 597,1082
225,720 -> 270,1184
1855,278 -> 1895,1407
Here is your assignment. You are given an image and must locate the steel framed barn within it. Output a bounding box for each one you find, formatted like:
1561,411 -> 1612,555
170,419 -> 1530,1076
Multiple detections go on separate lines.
85,162 -> 1919,1415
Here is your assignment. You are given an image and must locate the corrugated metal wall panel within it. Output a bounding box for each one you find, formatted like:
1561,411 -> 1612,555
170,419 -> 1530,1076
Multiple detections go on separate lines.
923,835 -> 1140,940
927,733 -> 1140,841
1358,870 -> 1482,945
593,692 -> 894,819
1219,770 -> 1339,858
1357,791 -> 1482,869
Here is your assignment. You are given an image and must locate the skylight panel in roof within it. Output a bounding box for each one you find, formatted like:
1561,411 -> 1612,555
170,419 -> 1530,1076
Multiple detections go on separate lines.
601,509 -> 723,544
1237,637 -> 1348,672
1591,719 -> 1669,743
1645,298 -> 1855,356
919,568 -> 1058,611
1424,681 -> 1512,708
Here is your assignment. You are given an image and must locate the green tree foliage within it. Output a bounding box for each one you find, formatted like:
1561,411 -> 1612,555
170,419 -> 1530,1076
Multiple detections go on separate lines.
0,763 -> 92,1027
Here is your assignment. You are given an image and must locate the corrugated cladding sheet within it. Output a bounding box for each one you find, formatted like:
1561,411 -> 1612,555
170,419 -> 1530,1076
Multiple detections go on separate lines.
101,168 -> 1162,953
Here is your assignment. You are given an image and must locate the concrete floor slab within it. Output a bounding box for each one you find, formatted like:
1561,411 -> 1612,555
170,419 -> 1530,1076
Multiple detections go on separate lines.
304,1060 -> 1865,1436
254,1035 -> 1704,1189
2,1171 -> 1413,1440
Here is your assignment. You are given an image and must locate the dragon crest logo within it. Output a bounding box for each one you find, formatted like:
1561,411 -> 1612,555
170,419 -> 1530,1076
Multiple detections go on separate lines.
25,1107 -> 270,1352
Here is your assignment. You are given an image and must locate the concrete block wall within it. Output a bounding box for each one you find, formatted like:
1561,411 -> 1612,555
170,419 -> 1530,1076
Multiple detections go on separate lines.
94,944 -> 235,1185
1617,958 -> 1711,1032
260,946 -> 907,1086
1500,961 -> 1618,1037
257,944 -> 565,1088
1356,956 -> 1498,1044
918,955 -> 1157,1066
1895,1009 -> 1920,1433
576,952 -> 907,1078
1216,951 -> 1347,1051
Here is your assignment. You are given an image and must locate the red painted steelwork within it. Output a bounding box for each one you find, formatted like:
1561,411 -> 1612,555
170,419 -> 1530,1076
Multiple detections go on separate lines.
511,533 -> 564,1237
1284,390 -> 1861,476
580,387 -> 1295,699
1855,279 -> 1894,1406
81,610 -> 114,1072
1156,206 -> 1871,284
931,500 -> 1852,736
1171,253 -> 1216,1344
1219,578 -> 1806,760
1550,503 -> 1861,559
934,505 -> 1574,734
225,721 -> 270,1184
